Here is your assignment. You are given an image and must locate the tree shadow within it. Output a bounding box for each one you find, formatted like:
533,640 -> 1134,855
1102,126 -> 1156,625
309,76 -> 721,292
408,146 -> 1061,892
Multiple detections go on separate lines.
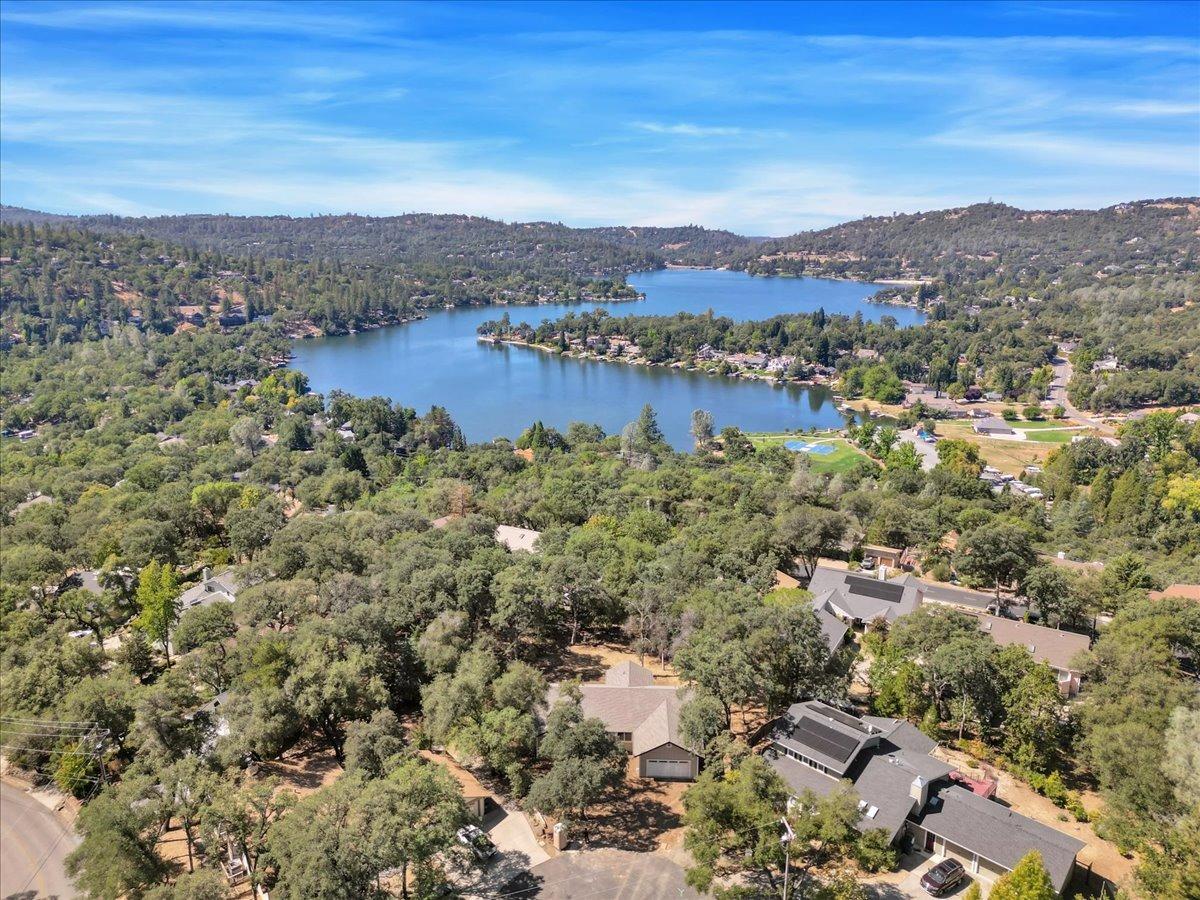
539,644 -> 608,683
581,776 -> 684,853
256,741 -> 341,792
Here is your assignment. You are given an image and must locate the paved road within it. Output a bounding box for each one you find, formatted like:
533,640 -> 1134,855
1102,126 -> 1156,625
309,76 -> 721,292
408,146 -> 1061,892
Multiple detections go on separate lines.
1049,356 -> 1115,436
502,848 -> 701,899
899,428 -> 938,471
920,579 -> 1029,619
0,780 -> 80,899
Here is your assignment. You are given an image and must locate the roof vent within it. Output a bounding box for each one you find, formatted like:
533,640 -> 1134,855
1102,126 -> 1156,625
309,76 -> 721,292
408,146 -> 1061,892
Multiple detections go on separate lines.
1027,643 -> 1037,653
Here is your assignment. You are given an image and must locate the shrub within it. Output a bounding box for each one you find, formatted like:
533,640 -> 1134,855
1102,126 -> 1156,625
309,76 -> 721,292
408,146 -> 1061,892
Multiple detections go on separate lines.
1001,407 -> 1019,421
1022,405 -> 1045,421
1041,771 -> 1068,806
1066,795 -> 1090,823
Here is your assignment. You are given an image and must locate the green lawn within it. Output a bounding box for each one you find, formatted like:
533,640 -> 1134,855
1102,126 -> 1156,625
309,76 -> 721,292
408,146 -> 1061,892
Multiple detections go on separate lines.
744,429 -> 871,474
1009,421 -> 1086,443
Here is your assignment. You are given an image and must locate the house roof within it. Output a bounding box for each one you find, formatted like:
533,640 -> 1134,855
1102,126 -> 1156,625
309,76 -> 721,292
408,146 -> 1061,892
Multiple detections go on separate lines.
769,707 -> 953,842
605,660 -> 657,687
973,417 -> 1016,434
966,612 -> 1090,673
808,566 -> 924,624
769,705 -> 1081,881
418,750 -> 491,800
771,700 -> 884,776
911,783 -> 1084,894
495,524 -> 541,553
811,603 -> 850,654
546,664 -> 696,758
178,569 -> 239,611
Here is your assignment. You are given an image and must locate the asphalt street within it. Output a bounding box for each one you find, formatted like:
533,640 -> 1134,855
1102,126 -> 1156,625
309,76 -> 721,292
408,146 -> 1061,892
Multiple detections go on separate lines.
1,780 -> 80,899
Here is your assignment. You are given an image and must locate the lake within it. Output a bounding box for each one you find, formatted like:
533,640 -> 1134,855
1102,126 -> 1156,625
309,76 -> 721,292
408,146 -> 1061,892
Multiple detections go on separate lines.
291,268 -> 922,449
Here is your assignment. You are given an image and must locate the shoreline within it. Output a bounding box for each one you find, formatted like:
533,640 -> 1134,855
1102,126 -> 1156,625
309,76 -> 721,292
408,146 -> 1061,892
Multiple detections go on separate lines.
478,335 -> 843,392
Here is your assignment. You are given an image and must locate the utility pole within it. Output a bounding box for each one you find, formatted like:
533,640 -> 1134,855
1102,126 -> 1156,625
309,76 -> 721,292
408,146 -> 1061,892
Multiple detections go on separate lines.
780,816 -> 795,900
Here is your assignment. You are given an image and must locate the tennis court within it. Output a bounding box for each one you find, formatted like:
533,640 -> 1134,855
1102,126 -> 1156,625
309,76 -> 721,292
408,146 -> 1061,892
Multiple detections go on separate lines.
784,440 -> 837,455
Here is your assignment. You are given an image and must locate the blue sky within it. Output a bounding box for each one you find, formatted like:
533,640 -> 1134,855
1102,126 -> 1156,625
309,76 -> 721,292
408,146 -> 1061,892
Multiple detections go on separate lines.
1,1 -> 1197,235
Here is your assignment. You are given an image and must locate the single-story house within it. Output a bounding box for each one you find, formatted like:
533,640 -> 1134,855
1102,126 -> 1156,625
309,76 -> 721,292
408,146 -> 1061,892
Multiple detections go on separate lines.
766,701 -> 1083,894
966,612 -> 1090,696
544,661 -> 700,780
807,566 -> 925,628
179,568 -> 240,612
973,417 -> 1016,437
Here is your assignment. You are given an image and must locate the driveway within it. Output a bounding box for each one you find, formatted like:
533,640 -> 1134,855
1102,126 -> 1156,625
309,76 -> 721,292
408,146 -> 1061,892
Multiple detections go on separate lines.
1,779 -> 80,899
451,806 -> 550,899
500,848 -> 701,899
873,854 -> 989,899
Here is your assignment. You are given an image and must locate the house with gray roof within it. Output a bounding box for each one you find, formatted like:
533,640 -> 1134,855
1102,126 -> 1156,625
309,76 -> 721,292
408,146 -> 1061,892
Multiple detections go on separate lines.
807,566 -> 925,628
544,661 -> 699,780
178,567 -> 240,612
766,700 -> 1083,894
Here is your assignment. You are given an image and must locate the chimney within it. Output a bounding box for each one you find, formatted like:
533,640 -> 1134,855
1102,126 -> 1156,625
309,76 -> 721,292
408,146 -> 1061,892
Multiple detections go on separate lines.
202,567 -> 211,584
910,775 -> 930,809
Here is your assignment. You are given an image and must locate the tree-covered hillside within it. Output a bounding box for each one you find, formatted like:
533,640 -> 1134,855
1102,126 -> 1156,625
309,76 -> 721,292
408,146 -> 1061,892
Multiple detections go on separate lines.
1,207 -> 755,273
736,199 -> 1199,281
0,224 -> 638,343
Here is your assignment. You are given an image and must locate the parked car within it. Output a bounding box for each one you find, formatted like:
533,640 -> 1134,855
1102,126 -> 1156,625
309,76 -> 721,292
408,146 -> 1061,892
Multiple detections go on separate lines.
456,825 -> 497,862
920,858 -> 967,896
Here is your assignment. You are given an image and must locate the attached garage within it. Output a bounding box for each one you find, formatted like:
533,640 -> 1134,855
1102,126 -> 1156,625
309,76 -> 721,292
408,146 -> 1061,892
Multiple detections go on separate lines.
637,741 -> 699,780
645,758 -> 693,779
935,837 -> 978,872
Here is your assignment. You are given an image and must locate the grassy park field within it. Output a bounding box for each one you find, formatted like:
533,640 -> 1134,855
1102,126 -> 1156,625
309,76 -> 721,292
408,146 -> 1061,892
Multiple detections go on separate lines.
745,429 -> 871,474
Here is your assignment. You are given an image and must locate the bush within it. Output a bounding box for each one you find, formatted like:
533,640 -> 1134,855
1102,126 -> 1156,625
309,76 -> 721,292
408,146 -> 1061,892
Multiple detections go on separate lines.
1022,405 -> 1045,421
1041,771 -> 1068,806
1066,795 -> 1090,823
927,561 -> 952,582
1051,404 -> 1066,419
1001,407 -> 1019,421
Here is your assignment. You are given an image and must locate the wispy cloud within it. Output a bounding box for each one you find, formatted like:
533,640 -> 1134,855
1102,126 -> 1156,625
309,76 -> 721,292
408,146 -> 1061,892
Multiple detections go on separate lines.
632,121 -> 744,137
1110,100 -> 1200,117
930,129 -> 1198,174
0,2 -> 384,39
1,4 -> 1196,232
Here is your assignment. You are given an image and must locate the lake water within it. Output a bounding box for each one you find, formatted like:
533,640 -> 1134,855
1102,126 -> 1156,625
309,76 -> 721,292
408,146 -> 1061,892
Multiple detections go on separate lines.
291,268 -> 922,448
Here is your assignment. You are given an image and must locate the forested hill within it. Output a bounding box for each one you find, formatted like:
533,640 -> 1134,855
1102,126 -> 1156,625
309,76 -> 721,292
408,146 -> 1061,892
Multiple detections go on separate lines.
0,223 -> 640,344
0,207 -> 756,273
734,199 -> 1200,281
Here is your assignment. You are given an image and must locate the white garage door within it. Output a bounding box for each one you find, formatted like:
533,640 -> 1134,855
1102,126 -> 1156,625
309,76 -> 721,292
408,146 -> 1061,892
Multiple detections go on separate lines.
646,758 -> 692,779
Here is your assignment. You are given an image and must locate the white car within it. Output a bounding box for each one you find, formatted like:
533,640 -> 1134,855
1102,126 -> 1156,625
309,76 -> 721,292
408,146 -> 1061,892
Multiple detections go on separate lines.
456,825 -> 497,862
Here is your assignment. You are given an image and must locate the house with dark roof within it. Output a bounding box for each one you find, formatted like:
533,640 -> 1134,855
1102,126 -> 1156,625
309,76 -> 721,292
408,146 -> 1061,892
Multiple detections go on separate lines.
544,661 -> 699,780
972,417 -> 1016,437
807,566 -> 925,628
766,701 -> 1083,894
